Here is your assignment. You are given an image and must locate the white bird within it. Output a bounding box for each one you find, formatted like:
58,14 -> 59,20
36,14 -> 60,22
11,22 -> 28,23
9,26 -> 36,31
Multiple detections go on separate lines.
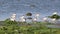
33,18 -> 37,21
53,12 -> 57,15
43,18 -> 47,21
36,14 -> 40,17
52,19 -> 56,21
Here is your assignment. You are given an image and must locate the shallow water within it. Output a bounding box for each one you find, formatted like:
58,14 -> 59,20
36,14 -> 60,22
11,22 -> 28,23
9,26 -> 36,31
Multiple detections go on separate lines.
0,0 -> 60,21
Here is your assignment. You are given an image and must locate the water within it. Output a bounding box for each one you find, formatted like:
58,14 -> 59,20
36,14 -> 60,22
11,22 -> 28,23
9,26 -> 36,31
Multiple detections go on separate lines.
0,0 -> 60,21
46,25 -> 60,28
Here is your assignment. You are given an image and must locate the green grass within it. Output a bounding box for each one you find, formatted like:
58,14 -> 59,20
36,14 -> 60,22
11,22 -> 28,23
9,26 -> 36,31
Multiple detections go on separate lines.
0,20 -> 60,34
